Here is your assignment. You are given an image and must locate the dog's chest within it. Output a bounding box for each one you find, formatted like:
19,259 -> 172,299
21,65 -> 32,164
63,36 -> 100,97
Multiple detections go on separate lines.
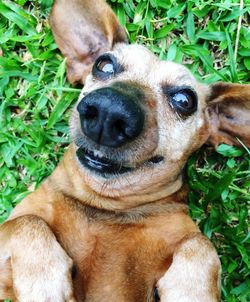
70,222 -> 171,302
52,205 -> 178,301
51,199 -> 190,301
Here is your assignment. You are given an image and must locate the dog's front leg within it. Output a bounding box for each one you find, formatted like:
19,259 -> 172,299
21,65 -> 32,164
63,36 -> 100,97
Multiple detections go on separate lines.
157,233 -> 221,302
0,215 -> 76,302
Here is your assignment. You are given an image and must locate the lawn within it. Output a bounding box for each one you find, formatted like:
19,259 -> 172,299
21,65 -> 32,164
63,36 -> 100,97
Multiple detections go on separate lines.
0,0 -> 249,301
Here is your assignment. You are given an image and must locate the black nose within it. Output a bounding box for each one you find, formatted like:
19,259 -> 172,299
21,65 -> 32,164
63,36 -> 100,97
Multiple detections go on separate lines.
77,87 -> 144,148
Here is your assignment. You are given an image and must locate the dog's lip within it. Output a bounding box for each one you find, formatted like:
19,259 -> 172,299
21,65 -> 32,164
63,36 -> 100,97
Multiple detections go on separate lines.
76,148 -> 164,175
76,148 -> 133,174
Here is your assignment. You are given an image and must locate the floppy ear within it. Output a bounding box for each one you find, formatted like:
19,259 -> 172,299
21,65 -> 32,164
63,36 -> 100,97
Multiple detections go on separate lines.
49,0 -> 127,85
206,82 -> 250,148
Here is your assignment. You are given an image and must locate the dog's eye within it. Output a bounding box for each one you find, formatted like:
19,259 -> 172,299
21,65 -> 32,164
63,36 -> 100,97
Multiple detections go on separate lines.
164,87 -> 198,117
96,58 -> 114,74
92,54 -> 123,80
171,90 -> 196,112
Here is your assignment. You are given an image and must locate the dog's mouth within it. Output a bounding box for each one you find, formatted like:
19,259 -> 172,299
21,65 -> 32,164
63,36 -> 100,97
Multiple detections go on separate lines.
76,148 -> 164,176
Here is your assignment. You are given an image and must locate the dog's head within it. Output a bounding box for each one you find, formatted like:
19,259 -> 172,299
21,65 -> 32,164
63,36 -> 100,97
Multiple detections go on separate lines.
50,0 -> 250,201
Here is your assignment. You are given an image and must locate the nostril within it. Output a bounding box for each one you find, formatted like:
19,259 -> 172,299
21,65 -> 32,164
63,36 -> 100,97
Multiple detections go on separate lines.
112,119 -> 128,139
84,105 -> 98,120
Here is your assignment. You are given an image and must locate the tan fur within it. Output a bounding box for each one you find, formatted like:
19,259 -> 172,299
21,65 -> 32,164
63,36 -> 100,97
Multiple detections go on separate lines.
0,0 -> 250,301
157,234 -> 221,302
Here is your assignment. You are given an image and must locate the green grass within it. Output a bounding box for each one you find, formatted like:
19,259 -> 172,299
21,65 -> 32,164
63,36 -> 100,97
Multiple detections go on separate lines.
0,0 -> 249,301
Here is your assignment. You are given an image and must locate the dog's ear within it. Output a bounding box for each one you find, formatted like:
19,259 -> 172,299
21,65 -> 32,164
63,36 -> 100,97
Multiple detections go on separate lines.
49,0 -> 127,85
206,82 -> 250,147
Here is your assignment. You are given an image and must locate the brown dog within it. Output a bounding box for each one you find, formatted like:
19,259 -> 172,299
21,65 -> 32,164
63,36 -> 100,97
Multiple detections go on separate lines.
0,1 -> 250,301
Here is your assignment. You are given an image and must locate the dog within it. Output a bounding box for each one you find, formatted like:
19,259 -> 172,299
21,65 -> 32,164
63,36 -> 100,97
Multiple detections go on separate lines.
0,0 -> 249,301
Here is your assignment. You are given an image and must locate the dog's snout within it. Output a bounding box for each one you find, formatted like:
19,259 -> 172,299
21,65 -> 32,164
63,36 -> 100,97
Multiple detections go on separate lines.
77,87 -> 144,148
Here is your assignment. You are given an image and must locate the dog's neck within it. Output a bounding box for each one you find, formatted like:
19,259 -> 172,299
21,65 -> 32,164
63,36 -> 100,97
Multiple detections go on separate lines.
48,145 -> 186,212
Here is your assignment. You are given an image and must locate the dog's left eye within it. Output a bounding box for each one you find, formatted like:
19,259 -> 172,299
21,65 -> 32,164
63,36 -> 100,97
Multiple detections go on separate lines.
164,87 -> 198,117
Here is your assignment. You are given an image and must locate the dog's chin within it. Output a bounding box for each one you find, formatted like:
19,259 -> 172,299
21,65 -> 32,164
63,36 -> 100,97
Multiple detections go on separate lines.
76,147 -> 164,178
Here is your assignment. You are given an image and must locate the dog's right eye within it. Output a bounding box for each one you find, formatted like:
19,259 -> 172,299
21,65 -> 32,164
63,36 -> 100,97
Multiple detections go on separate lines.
92,54 -> 122,80
96,58 -> 114,74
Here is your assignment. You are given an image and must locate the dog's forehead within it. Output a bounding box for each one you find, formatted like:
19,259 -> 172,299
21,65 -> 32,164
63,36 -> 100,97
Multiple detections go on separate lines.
112,43 -> 158,70
112,43 -> 196,86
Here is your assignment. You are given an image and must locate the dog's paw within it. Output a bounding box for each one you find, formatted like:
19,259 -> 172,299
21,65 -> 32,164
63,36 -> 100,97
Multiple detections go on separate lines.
12,241 -> 76,302
157,234 -> 220,302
